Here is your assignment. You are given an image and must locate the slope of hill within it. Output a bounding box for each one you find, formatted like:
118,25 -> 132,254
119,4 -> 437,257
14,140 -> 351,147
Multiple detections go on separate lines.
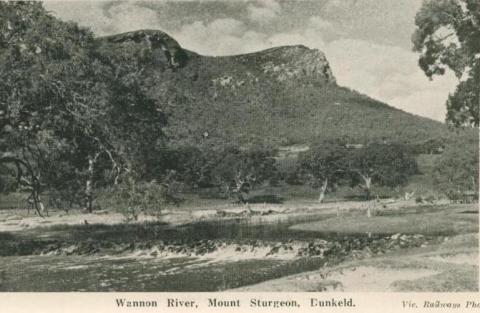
96,30 -> 468,148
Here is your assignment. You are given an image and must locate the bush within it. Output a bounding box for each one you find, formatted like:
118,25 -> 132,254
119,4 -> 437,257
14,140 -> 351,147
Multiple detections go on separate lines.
433,135 -> 478,196
115,176 -> 166,222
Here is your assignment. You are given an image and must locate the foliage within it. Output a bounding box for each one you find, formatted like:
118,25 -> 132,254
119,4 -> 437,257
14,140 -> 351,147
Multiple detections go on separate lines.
408,137 -> 447,154
348,143 -> 419,189
445,63 -> 479,127
0,2 -> 104,214
149,145 -> 214,188
298,141 -> 418,200
209,144 -> 278,203
0,2 -> 167,213
432,135 -> 478,196
298,140 -> 350,188
412,0 -> 480,126
116,173 -> 166,222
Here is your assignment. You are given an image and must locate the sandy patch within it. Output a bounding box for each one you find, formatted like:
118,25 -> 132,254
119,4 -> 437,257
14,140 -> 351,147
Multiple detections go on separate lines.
0,202 -> 327,232
63,265 -> 89,270
0,211 -> 158,232
318,266 -> 438,291
235,266 -> 438,292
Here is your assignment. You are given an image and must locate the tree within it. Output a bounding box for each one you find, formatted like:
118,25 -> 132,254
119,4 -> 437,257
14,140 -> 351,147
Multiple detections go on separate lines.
432,134 -> 478,198
0,2 -> 167,214
412,0 -> 480,126
210,144 -> 277,203
0,2 -> 109,215
446,65 -> 479,127
347,143 -> 418,200
298,140 -> 350,203
151,145 -> 215,188
115,172 -> 167,222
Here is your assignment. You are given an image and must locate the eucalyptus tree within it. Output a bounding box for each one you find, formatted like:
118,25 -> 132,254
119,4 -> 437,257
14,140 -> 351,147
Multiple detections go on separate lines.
0,2 -> 112,214
413,0 -> 479,127
432,134 -> 478,197
298,141 -> 418,203
0,2 -> 166,214
209,144 -> 278,203
347,143 -> 418,200
298,140 -> 350,203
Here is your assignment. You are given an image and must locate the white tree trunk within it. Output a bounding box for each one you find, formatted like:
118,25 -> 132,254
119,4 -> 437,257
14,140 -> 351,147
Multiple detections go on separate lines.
361,175 -> 372,200
85,153 -> 99,213
32,190 -> 46,217
318,178 -> 328,203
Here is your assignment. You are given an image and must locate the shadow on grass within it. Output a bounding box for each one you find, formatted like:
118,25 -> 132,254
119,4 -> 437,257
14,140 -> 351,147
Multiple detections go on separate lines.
246,194 -> 285,204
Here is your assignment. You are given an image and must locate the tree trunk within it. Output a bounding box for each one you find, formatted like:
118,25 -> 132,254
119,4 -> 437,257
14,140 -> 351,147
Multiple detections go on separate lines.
32,190 -> 45,218
363,176 -> 372,201
85,153 -> 99,213
318,178 -> 328,203
234,175 -> 248,204
237,192 -> 247,204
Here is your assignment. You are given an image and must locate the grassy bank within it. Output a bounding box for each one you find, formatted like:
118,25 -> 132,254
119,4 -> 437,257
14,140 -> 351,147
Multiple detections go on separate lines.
290,204 -> 478,235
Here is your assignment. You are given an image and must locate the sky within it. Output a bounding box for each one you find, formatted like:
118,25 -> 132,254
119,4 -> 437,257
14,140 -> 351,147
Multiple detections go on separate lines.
43,0 -> 459,122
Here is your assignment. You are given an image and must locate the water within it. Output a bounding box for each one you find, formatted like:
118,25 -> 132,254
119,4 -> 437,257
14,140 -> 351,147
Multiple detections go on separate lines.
0,255 -> 330,291
0,212 -> 383,291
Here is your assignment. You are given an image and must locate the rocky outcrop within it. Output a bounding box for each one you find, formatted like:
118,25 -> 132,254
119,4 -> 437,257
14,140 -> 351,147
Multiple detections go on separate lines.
252,45 -> 335,84
208,45 -> 336,89
98,29 -> 188,68
99,30 -> 335,84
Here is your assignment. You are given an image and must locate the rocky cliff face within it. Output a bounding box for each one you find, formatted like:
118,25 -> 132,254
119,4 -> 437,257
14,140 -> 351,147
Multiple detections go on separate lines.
98,30 -> 335,85
239,45 -> 335,84
100,29 -> 188,68
203,45 -> 336,91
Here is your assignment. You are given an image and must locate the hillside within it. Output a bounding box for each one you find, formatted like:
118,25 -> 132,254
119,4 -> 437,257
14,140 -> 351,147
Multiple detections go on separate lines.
96,30 -> 466,148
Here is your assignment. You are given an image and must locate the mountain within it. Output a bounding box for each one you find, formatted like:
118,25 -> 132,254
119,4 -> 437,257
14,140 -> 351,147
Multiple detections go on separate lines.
96,30 -> 464,148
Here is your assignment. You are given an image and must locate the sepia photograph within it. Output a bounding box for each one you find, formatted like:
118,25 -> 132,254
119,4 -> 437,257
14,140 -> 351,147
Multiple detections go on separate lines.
0,0 -> 478,296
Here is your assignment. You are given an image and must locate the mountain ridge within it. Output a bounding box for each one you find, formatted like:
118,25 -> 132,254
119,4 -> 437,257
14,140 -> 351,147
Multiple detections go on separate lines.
96,29 -> 459,148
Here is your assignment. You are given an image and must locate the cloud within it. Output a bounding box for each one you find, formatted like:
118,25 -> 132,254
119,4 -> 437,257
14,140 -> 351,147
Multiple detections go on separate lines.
173,14 -> 327,56
323,39 -> 458,121
247,0 -> 281,24
173,18 -> 268,55
44,1 -> 164,36
308,16 -> 334,32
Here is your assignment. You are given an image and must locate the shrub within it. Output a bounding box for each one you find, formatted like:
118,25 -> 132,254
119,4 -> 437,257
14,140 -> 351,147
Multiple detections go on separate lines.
116,176 -> 166,222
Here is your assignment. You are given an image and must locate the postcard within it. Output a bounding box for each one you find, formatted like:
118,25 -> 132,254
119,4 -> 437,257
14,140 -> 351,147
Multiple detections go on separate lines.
0,0 -> 478,312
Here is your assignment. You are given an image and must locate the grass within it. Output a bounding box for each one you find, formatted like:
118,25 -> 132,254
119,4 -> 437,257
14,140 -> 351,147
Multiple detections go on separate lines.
290,204 -> 478,235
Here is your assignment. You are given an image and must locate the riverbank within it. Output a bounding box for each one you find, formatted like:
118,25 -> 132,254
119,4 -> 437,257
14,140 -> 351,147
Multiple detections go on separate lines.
234,203 -> 479,292
234,233 -> 478,292
0,201 -> 477,291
